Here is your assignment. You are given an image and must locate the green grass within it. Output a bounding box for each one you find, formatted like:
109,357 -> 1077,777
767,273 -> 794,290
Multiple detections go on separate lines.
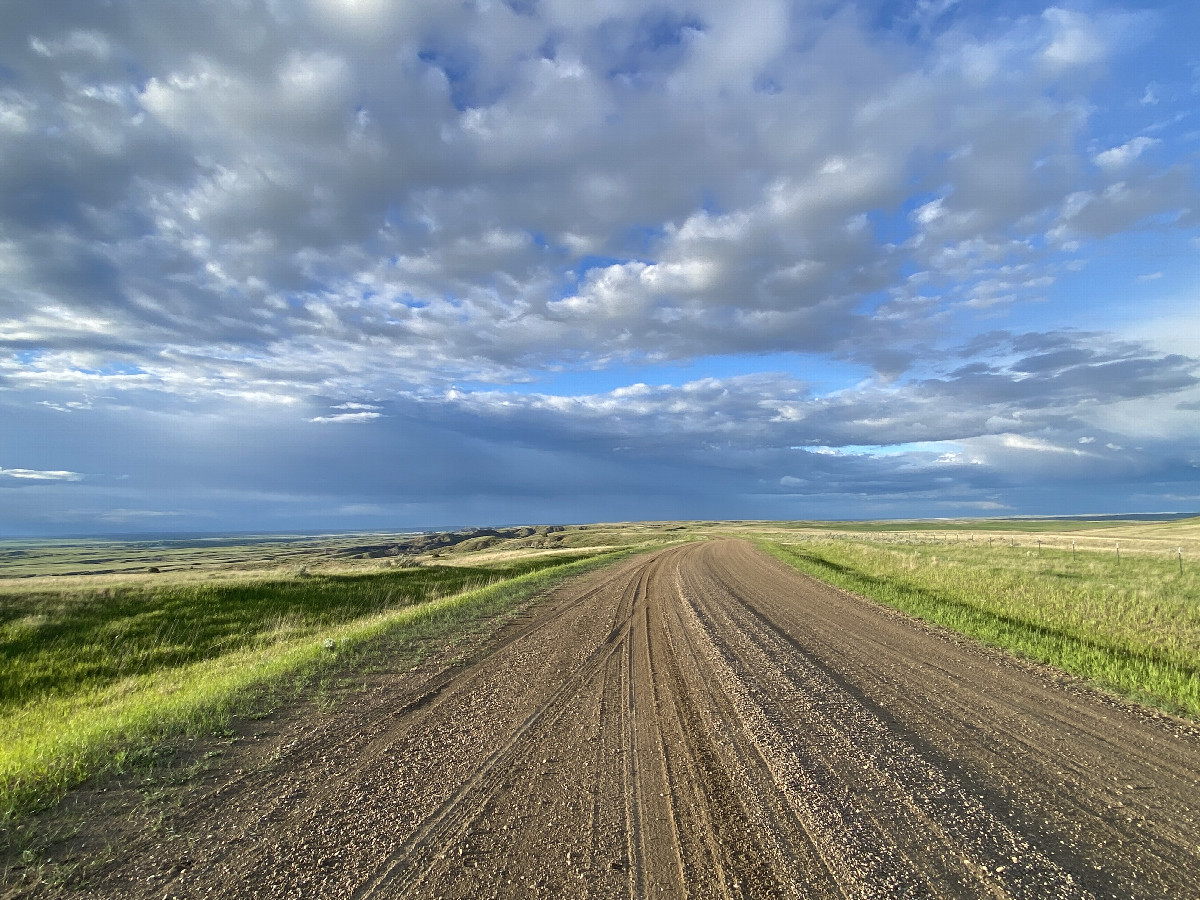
757,518 -> 1128,533
742,516 -> 1200,536
762,536 -> 1200,719
0,551 -> 622,820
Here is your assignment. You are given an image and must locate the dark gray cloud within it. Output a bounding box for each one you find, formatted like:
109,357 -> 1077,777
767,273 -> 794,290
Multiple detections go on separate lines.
1,1 -> 1198,532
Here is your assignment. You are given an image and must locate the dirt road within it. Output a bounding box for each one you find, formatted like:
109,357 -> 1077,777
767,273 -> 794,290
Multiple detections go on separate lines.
70,540 -> 1200,898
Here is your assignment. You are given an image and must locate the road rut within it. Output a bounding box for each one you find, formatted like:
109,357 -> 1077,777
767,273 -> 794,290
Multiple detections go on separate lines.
71,540 -> 1200,898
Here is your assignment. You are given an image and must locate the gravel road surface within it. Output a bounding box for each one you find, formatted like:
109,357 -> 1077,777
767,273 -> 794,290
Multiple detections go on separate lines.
69,540 -> 1200,898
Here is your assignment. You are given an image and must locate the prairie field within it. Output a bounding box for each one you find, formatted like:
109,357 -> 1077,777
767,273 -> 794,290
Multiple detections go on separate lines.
4,520 -> 1200,898
3,517 -> 1197,826
753,517 -> 1200,718
0,525 -> 661,821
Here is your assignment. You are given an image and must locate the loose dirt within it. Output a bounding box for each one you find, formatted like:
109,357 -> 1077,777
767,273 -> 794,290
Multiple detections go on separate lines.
15,540 -> 1200,898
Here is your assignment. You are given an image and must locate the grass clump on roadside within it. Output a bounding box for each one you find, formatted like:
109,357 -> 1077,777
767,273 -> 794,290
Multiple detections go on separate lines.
762,537 -> 1200,719
0,551 -> 623,821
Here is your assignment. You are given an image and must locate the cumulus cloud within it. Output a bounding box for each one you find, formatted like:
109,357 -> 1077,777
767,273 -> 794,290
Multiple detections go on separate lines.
1040,8 -> 1107,69
3,0 -> 1190,398
404,331 -> 1198,502
310,411 -> 383,424
0,0 -> 1196,531
0,466 -> 84,481
1094,136 -> 1159,170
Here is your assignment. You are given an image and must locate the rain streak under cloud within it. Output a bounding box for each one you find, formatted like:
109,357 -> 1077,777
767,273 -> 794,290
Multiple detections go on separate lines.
1,0 -> 1198,534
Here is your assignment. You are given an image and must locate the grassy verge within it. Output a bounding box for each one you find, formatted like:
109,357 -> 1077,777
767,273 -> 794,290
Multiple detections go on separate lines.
761,537 -> 1200,719
0,551 -> 626,820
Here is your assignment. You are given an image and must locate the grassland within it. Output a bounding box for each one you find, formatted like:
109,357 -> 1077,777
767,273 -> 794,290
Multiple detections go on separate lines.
755,517 -> 1200,719
0,523 -> 688,821
0,532 -> 402,579
4,516 -> 1198,823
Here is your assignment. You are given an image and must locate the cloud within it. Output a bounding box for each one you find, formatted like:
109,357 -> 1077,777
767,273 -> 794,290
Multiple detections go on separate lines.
98,508 -> 188,523
1,0 -> 1191,406
1048,169 -> 1195,247
2,327 -> 1196,534
413,332 -> 1198,494
998,434 -> 1089,455
0,466 -> 84,481
309,411 -> 383,424
332,503 -> 390,517
0,2 -> 1196,531
1040,8 -> 1107,69
1094,136 -> 1159,171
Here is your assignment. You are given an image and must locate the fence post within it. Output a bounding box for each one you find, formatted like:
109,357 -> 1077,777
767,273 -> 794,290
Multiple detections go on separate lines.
1116,541 -> 1120,566
1072,540 -> 1076,561
1180,547 -> 1184,576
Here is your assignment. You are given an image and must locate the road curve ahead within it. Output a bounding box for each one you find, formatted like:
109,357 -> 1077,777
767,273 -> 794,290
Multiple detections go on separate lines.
88,540 -> 1200,899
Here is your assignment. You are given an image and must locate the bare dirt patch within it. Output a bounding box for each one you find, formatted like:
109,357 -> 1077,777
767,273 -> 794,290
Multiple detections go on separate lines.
7,540 -> 1199,898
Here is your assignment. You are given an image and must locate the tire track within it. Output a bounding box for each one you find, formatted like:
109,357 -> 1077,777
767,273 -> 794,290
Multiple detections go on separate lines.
652,554 -> 843,899
350,556 -> 648,898
678,550 -> 1070,897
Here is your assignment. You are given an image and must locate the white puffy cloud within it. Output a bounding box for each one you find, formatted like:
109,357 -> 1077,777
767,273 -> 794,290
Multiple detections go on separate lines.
1094,136 -> 1159,170
6,0 -> 1187,393
1040,8 -> 1106,69
309,411 -> 383,424
0,466 -> 83,481
0,0 -> 1197,530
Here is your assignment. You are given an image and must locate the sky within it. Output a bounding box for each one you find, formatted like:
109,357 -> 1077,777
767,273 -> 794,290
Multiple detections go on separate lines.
1,0 -> 1199,535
